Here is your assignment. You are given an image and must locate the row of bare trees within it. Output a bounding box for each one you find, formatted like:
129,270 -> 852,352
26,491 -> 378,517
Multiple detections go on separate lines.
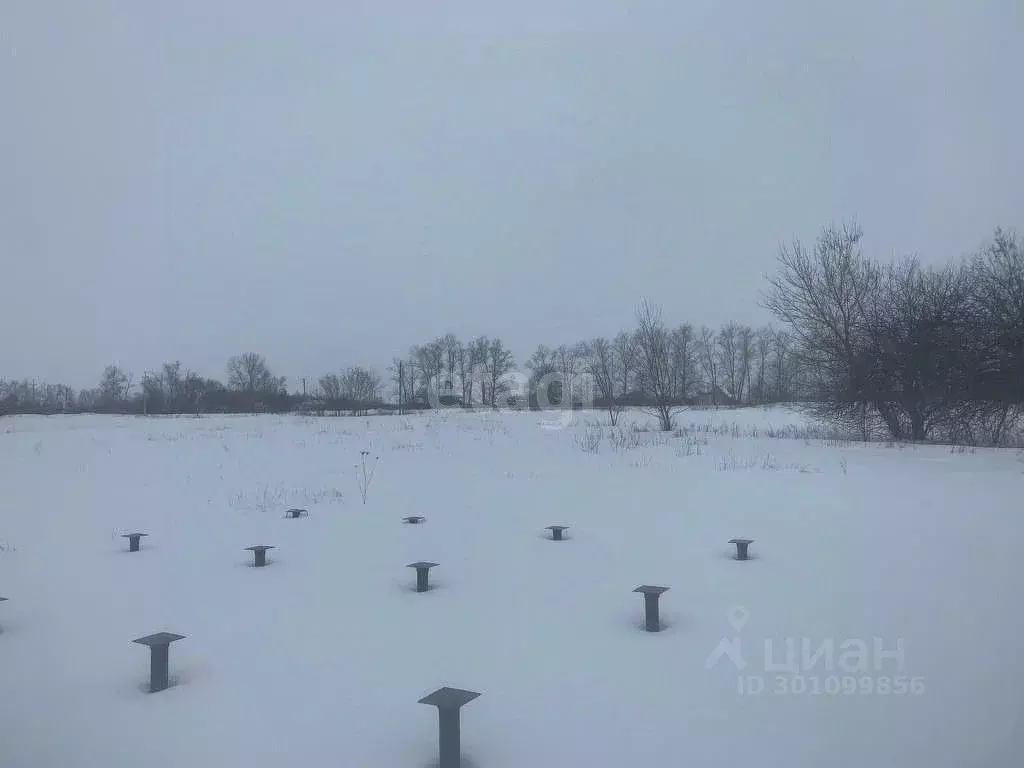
388,334 -> 517,409
0,321 -> 802,427
382,322 -> 795,431
765,223 -> 1024,444
1,353 -> 290,415
522,315 -> 797,429
316,367 -> 383,415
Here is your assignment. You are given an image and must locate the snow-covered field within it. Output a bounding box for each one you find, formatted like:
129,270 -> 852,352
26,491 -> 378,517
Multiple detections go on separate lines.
1,407 -> 1022,767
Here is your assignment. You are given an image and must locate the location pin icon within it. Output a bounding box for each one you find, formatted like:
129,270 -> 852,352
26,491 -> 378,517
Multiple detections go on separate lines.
727,605 -> 750,633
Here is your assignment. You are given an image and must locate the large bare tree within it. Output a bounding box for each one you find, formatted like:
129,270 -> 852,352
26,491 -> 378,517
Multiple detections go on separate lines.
967,227 -> 1024,441
864,257 -> 974,440
763,222 -> 880,430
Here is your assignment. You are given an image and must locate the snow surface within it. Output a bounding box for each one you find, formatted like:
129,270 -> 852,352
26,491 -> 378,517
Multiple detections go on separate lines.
1,407 -> 1023,767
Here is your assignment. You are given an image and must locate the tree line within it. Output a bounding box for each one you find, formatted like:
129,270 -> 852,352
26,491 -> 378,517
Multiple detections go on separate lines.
1,354 -> 297,416
765,223 -> 1024,444
0,323 -> 798,421
3,223 -> 1021,445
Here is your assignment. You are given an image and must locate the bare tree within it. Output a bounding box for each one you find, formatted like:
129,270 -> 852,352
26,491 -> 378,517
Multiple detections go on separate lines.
439,333 -> 461,393
526,344 -> 555,381
526,344 -> 559,404
340,366 -> 382,405
227,353 -> 283,394
716,322 -> 755,403
763,221 -> 986,441
140,370 -> 163,414
47,383 -> 75,412
967,227 -> 1024,441
698,326 -> 720,404
753,327 -> 773,404
161,361 -> 183,409
584,336 -> 623,424
410,342 -> 444,400
554,343 -> 587,405
466,337 -> 490,406
737,325 -> 755,404
668,324 -> 698,404
76,388 -> 102,411
181,371 -> 208,414
455,342 -> 469,404
864,257 -> 974,441
99,365 -> 132,407
770,329 -> 793,402
612,330 -> 638,398
319,373 -> 343,410
486,338 -> 515,406
763,222 -> 881,429
635,300 -> 684,430
630,329 -> 651,395
715,323 -> 740,402
387,356 -> 417,408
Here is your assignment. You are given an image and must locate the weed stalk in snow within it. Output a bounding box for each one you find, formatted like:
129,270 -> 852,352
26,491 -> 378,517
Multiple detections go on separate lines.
356,450 -> 379,504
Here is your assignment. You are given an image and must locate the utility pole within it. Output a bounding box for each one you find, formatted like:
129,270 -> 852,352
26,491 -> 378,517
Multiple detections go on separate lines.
302,377 -> 307,398
398,360 -> 404,416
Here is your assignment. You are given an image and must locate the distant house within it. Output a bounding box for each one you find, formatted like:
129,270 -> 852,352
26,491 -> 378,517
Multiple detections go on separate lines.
689,386 -> 738,407
430,379 -> 463,407
437,391 -> 464,407
505,394 -> 528,410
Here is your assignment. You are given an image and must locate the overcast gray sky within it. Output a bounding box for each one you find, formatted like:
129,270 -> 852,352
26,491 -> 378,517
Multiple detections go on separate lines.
3,0 -> 1022,390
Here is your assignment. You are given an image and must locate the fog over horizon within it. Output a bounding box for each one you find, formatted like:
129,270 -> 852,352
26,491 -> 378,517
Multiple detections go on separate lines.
4,0 -> 1022,391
